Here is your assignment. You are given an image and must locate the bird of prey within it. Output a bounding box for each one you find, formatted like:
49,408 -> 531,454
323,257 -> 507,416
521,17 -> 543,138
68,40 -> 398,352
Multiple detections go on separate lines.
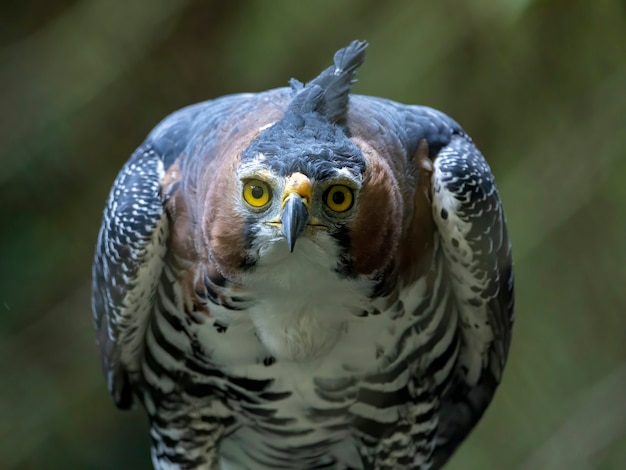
92,40 -> 514,470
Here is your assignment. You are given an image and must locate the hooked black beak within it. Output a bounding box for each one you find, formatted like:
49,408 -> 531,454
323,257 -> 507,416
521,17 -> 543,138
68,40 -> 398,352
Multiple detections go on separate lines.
280,195 -> 309,252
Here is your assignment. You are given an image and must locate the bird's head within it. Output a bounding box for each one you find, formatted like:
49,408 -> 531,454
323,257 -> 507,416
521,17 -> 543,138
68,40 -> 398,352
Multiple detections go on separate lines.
236,110 -> 366,255
194,41 -> 409,289
235,41 -> 400,275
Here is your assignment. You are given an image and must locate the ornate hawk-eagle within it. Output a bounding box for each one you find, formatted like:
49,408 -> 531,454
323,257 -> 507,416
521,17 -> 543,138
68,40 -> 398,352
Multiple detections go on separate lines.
92,40 -> 514,469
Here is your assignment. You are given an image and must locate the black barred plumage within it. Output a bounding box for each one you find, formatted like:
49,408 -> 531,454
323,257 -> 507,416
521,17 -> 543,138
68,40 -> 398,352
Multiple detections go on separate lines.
92,40 -> 514,469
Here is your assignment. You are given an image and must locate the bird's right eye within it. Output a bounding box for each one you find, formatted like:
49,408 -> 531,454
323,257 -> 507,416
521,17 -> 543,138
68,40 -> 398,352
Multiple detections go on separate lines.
243,180 -> 272,208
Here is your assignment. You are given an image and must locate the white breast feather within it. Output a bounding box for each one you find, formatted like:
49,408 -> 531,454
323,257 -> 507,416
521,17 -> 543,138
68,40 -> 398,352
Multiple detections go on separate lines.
240,227 -> 371,362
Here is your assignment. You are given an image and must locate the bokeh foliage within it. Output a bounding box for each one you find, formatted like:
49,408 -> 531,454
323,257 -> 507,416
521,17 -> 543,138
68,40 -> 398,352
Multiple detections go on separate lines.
1,0 -> 625,468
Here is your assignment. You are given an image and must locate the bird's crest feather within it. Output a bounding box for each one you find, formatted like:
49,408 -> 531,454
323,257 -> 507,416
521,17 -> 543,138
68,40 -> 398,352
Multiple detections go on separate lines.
288,40 -> 368,127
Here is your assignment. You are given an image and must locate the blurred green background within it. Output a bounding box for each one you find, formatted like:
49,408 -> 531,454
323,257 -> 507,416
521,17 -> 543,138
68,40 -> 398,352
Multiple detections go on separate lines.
1,0 -> 625,468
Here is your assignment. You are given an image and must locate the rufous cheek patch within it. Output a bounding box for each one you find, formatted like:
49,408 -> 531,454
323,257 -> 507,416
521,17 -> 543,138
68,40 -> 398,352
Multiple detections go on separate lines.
347,137 -> 403,277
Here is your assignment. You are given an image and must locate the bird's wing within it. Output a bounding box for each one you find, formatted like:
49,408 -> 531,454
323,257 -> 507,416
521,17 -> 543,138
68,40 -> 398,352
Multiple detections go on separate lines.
429,129 -> 514,465
91,93 -> 272,408
348,97 -> 513,464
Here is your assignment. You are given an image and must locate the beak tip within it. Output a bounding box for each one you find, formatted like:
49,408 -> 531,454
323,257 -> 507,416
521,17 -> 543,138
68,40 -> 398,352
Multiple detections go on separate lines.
286,236 -> 296,252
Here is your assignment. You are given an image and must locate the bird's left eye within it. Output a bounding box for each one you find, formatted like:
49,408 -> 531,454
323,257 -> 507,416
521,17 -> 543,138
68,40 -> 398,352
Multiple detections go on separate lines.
243,180 -> 272,208
324,185 -> 354,213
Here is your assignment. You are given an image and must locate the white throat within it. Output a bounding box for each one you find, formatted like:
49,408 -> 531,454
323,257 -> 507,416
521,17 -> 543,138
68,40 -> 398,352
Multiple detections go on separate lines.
240,231 -> 370,362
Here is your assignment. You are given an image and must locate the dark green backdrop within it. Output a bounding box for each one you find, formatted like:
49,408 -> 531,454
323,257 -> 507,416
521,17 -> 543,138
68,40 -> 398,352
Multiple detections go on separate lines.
1,1 -> 625,468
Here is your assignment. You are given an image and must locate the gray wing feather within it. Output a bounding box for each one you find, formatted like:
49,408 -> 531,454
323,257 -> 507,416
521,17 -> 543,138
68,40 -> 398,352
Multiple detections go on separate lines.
431,134 -> 514,464
92,145 -> 168,408
349,98 -> 513,464
91,93 -> 262,408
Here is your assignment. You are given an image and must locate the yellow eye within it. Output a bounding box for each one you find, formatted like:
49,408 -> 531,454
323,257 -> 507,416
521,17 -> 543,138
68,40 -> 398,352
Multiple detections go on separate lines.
324,185 -> 354,213
243,180 -> 272,208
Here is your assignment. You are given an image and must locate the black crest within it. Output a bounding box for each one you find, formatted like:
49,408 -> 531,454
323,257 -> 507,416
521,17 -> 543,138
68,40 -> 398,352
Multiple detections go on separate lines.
241,41 -> 368,178
288,40 -> 368,127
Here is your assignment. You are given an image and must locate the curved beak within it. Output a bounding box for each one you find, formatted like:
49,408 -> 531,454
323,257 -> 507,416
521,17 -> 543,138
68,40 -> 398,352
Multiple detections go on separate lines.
280,172 -> 312,252
281,195 -> 309,252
